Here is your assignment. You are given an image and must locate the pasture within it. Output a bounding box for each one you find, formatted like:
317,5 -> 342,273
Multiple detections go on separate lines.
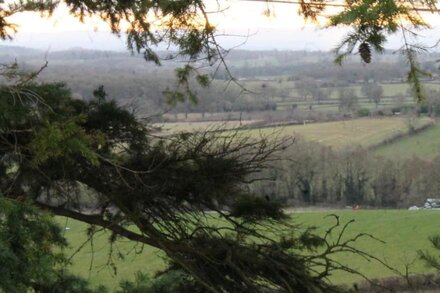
158,117 -> 434,149
63,210 -> 440,289
238,80 -> 432,111
223,80 -> 440,113
375,122 -> 440,159
245,117 -> 433,149
155,119 -> 259,134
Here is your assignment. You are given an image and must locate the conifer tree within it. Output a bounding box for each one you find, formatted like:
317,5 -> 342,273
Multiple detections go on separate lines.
1,1 -> 437,291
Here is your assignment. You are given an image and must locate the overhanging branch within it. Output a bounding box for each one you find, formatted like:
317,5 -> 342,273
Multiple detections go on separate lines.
34,202 -> 159,248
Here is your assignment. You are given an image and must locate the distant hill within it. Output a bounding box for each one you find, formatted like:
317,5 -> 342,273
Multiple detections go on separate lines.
0,45 -> 186,63
0,45 -> 133,60
0,45 -> 42,56
46,48 -> 131,60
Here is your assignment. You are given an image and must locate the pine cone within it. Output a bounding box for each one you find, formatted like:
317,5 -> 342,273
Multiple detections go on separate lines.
359,42 -> 371,64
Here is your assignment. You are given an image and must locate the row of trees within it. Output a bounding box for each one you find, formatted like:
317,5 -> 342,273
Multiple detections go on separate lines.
252,140 -> 440,208
220,54 -> 411,82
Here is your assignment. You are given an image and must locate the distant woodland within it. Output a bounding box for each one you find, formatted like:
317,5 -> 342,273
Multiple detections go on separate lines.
3,46 -> 440,122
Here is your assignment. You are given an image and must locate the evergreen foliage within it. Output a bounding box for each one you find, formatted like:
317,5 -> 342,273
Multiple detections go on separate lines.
0,196 -> 108,292
0,196 -> 66,292
420,235 -> 440,273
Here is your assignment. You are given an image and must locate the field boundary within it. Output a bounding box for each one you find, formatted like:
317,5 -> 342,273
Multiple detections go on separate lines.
367,119 -> 436,151
352,273 -> 440,293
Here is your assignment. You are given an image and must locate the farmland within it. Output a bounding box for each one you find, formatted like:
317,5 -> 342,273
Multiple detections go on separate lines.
155,119 -> 259,134
245,117 -> 433,149
375,122 -> 440,159
235,80 -> 437,112
158,117 -> 434,149
63,210 -> 440,289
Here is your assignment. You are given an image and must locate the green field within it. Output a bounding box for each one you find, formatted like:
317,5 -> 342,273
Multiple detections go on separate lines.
375,122 -> 440,159
60,217 -> 165,289
246,117 -> 433,149
63,210 -> 440,290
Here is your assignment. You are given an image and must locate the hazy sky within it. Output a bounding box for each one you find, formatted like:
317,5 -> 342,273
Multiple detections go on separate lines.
2,0 -> 440,51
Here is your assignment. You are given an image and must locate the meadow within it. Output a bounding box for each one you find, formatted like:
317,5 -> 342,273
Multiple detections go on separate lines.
375,122 -> 440,159
155,119 -> 259,134
158,117 -> 434,149
245,117 -> 433,149
63,210 -> 440,290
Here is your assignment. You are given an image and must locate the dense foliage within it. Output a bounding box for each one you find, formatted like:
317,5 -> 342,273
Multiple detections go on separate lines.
0,196 -> 109,292
0,197 -> 66,292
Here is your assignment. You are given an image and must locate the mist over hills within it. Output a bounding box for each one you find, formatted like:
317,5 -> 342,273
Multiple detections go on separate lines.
0,44 -> 417,63
4,25 -> 437,52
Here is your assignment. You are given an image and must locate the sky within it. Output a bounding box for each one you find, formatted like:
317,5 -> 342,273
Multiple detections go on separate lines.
2,0 -> 440,51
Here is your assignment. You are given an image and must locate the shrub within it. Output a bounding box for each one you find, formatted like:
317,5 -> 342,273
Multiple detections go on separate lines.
357,108 -> 371,117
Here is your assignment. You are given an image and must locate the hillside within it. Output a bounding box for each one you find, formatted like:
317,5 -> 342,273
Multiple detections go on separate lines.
247,117 -> 434,149
159,117 -> 434,149
375,121 -> 440,159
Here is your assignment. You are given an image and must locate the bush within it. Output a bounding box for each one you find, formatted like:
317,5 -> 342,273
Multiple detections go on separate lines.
391,106 -> 402,114
357,108 -> 371,117
230,194 -> 285,220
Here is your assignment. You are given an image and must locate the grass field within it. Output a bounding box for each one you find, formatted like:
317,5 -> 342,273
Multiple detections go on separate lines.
375,122 -> 440,159
60,217 -> 165,289
155,120 -> 259,134
62,210 -> 440,290
157,117 -> 434,149
245,117 -> 434,149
